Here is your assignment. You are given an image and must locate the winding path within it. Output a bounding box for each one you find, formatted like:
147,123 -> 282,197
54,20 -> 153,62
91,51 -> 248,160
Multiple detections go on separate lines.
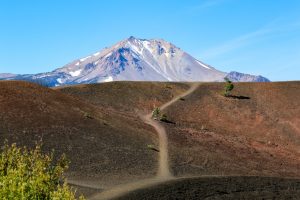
89,83 -> 200,200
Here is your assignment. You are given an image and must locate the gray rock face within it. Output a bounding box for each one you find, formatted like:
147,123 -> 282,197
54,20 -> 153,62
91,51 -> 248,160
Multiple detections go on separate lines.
226,71 -> 270,82
0,37 -> 270,86
0,73 -> 17,79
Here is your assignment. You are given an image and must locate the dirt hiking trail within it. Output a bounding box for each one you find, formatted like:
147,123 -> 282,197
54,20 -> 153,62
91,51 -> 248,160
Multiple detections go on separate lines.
89,83 -> 200,200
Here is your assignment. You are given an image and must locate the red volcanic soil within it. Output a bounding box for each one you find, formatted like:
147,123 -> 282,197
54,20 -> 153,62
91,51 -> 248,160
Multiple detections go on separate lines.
0,81 -> 187,190
0,81 -> 156,188
57,81 -> 189,113
116,176 -> 300,200
1,80 -> 300,198
161,82 -> 300,177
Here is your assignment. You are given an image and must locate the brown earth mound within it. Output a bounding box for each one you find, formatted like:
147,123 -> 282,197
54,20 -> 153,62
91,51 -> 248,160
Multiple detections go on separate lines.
161,82 -> 300,177
1,80 -> 300,198
116,176 -> 300,200
57,81 -> 189,113
0,81 -> 185,190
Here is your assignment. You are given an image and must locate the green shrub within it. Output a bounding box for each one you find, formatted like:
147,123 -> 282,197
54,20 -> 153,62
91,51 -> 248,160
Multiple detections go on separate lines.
0,142 -> 85,200
147,144 -> 159,152
83,112 -> 93,119
223,77 -> 234,97
152,107 -> 161,119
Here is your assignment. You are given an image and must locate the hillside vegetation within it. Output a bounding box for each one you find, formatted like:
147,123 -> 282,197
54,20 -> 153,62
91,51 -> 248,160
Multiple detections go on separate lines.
0,142 -> 84,199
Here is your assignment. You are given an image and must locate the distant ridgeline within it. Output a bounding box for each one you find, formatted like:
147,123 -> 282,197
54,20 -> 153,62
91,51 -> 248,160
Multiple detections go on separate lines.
0,37 -> 269,87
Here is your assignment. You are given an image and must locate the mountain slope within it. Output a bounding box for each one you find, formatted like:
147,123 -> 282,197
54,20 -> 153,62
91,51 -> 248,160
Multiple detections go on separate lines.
226,71 -> 270,82
60,81 -> 299,198
53,36 -> 226,85
162,82 -> 300,177
0,81 -> 187,189
0,37 -> 270,86
0,73 -> 17,79
1,81 -> 299,198
58,81 -> 300,179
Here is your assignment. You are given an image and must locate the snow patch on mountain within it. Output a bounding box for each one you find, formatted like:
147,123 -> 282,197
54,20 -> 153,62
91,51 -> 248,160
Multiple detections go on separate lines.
69,69 -> 82,77
80,56 -> 91,62
57,78 -> 63,84
103,76 -> 113,82
105,52 -> 112,58
196,60 -> 211,70
93,52 -> 100,56
142,41 -> 153,53
0,36 -> 270,86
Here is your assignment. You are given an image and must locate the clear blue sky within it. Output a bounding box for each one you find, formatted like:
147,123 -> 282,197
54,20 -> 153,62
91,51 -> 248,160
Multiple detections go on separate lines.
1,0 -> 300,81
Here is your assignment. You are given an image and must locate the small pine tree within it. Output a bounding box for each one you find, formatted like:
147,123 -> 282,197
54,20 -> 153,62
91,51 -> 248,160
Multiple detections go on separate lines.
224,77 -> 234,97
152,107 -> 161,119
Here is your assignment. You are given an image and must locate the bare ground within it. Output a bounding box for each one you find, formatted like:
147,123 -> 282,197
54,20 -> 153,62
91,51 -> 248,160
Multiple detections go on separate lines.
1,81 -> 300,199
116,176 -> 300,200
162,82 -> 300,178
88,83 -> 199,199
0,81 -> 185,190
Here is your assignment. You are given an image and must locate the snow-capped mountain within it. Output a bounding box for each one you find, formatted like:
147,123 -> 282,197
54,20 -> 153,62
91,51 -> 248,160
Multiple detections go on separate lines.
0,73 -> 17,79
0,36 -> 269,86
226,71 -> 270,82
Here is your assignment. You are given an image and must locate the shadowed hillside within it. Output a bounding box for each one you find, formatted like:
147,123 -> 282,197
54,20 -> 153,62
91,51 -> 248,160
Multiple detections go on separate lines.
0,81 -> 186,191
1,80 -> 300,199
59,82 -> 300,179
59,81 -> 300,198
116,176 -> 300,200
